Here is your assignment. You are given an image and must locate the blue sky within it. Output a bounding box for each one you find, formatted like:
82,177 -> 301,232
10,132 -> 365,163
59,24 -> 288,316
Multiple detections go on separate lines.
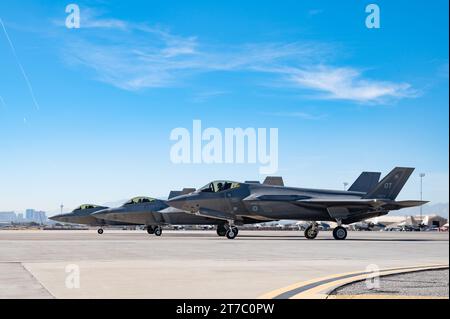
0,0 -> 448,214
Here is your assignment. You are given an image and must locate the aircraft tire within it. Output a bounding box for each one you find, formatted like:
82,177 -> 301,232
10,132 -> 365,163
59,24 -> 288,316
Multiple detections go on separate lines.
333,226 -> 347,240
304,225 -> 318,240
154,226 -> 162,237
97,228 -> 104,235
216,225 -> 227,237
226,227 -> 238,240
147,226 -> 155,235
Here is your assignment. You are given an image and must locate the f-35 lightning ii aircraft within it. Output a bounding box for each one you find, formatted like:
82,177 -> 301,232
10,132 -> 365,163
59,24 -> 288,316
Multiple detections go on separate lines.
168,167 -> 428,240
92,180 -> 286,237
92,193 -> 223,237
49,204 -> 140,234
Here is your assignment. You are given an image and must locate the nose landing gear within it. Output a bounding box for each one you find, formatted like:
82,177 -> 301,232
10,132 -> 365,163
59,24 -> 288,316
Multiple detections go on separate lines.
223,221 -> 239,240
304,223 -> 319,240
225,226 -> 239,240
154,226 -> 163,237
146,226 -> 163,237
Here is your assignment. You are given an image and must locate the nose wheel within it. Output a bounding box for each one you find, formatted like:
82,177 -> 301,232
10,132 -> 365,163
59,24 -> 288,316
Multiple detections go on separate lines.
146,226 -> 162,236
154,226 -> 163,237
97,228 -> 104,235
333,226 -> 347,240
304,224 -> 319,239
225,226 -> 239,240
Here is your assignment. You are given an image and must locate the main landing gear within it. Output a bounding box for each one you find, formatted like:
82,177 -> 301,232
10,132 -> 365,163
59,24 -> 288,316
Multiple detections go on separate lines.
304,222 -> 348,240
332,219 -> 348,240
146,226 -> 163,237
97,228 -> 104,235
332,226 -> 347,240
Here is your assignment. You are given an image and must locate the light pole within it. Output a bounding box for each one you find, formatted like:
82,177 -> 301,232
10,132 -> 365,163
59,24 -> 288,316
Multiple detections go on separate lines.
60,204 -> 64,214
343,182 -> 349,191
419,173 -> 425,220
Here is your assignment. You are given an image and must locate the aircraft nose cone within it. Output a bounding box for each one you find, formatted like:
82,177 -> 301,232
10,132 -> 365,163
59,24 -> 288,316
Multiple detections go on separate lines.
50,214 -> 68,222
49,215 -> 61,222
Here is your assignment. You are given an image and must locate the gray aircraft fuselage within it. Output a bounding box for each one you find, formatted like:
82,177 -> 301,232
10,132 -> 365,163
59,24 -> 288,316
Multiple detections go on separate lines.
169,184 -> 368,223
168,168 -> 427,226
50,205 -> 139,227
91,197 -> 228,226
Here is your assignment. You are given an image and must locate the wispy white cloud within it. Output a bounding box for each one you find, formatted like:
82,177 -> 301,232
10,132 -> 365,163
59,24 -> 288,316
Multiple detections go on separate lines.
66,7 -> 129,30
192,90 -> 229,103
58,12 -> 418,103
284,66 -> 418,103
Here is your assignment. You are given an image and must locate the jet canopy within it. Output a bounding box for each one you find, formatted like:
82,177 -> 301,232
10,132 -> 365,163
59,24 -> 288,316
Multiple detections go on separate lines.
73,204 -> 101,211
199,181 -> 240,193
123,197 -> 156,206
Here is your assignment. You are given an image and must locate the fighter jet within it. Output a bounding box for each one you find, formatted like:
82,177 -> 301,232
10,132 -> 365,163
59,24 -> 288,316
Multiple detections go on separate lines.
167,167 -> 428,240
91,194 -> 223,237
92,184 -> 282,236
49,204 -> 139,234
352,221 -> 386,231
92,183 -> 280,237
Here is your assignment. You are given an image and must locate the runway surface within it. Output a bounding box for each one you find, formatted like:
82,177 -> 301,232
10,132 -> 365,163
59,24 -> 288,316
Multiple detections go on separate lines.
0,230 -> 448,299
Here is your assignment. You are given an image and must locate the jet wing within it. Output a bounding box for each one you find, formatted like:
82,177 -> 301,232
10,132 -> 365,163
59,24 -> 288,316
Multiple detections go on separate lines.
295,198 -> 428,210
381,200 -> 429,210
245,194 -> 384,208
295,198 -> 386,208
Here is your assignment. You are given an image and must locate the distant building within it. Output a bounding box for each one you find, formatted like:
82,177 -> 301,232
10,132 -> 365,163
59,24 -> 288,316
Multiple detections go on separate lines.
35,211 -> 47,224
368,214 -> 448,229
25,209 -> 35,221
24,209 -> 47,224
416,214 -> 448,228
0,212 -> 17,223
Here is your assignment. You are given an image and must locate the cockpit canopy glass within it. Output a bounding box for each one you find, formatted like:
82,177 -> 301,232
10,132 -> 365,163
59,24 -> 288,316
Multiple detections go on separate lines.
74,204 -> 100,211
199,181 -> 240,193
123,197 -> 156,206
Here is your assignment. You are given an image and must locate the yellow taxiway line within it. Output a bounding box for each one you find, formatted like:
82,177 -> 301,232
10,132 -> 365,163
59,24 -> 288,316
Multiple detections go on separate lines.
259,264 -> 449,299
